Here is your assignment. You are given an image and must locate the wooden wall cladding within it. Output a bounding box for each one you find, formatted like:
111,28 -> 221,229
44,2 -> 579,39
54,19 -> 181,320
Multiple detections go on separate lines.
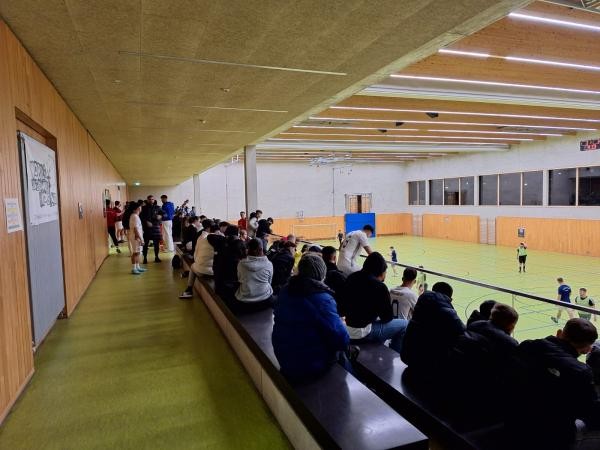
496,217 -> 600,257
271,216 -> 345,241
376,213 -> 412,236
0,19 -> 125,423
422,214 -> 479,243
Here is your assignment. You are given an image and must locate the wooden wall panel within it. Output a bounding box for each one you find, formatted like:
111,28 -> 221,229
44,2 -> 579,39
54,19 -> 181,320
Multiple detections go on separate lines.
422,214 -> 479,243
0,19 -> 125,423
497,217 -> 600,257
271,216 -> 345,241
376,213 -> 412,236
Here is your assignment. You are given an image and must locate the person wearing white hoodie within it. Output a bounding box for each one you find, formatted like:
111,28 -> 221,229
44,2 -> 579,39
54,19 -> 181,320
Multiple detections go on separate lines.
179,223 -> 219,300
234,238 -> 273,314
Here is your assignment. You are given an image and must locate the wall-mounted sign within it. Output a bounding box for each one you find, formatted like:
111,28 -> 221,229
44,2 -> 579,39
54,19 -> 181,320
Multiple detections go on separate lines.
518,227 -> 525,238
78,202 -> 84,219
4,198 -> 23,233
23,134 -> 59,225
580,138 -> 600,151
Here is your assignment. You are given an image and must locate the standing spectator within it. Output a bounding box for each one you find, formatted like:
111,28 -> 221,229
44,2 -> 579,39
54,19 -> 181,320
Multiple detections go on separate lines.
553,277 -> 575,324
256,217 -> 274,252
321,246 -> 346,309
160,194 -> 175,252
114,200 -> 125,243
247,211 -> 258,238
180,199 -> 190,215
337,230 -> 344,248
340,252 -> 407,353
235,239 -> 274,314
271,241 -> 297,295
237,211 -> 247,232
140,195 -> 163,264
272,253 -> 349,385
390,268 -> 419,320
105,199 -> 121,253
337,225 -> 374,275
127,203 -> 146,275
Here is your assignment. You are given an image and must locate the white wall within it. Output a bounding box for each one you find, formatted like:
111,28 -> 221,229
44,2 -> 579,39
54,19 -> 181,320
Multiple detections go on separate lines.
400,131 -> 600,219
197,162 -> 405,219
128,177 -> 194,208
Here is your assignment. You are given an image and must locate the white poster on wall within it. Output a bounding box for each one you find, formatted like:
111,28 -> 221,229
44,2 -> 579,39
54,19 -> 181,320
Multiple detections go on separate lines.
22,134 -> 59,225
4,197 -> 23,233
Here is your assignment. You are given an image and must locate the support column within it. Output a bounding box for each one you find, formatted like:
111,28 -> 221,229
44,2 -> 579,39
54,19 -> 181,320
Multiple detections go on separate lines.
244,145 -> 258,215
193,173 -> 202,213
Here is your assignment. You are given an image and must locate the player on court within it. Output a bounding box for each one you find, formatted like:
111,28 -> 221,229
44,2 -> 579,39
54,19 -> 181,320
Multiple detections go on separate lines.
337,225 -> 374,276
389,246 -> 398,276
574,288 -> 597,323
516,242 -> 527,273
552,277 -> 575,324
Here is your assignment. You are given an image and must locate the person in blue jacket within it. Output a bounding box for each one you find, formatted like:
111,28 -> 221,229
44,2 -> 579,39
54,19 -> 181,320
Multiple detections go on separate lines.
272,253 -> 349,385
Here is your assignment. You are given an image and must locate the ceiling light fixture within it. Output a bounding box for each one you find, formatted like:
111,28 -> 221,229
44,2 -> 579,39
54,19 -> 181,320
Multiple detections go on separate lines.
133,182 -> 141,186
279,132 -> 531,141
308,117 -> 596,131
269,138 -> 508,146
391,74 -> 600,96
508,12 -> 600,32
118,50 -> 347,76
330,106 -> 600,123
293,125 -> 420,131
427,129 -> 562,137
191,105 -> 288,113
439,48 -> 600,72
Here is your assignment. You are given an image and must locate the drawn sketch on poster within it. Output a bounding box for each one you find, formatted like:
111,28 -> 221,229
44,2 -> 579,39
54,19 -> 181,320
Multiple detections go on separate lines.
23,134 -> 59,225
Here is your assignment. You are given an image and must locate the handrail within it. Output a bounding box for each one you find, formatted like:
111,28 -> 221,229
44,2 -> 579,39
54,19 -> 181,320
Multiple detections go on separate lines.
265,232 -> 599,316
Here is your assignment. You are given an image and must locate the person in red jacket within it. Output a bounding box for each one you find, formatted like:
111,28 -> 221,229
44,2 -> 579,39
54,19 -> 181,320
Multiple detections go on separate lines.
105,199 -> 121,253
237,211 -> 247,231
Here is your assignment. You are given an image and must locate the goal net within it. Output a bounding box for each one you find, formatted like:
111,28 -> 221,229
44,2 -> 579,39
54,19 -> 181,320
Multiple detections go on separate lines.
291,223 -> 338,241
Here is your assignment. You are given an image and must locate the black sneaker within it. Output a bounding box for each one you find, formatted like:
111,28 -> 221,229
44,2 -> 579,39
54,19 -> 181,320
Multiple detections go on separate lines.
116,248 -> 121,254
551,316 -> 558,324
143,259 -> 148,264
155,258 -> 162,263
179,291 -> 193,300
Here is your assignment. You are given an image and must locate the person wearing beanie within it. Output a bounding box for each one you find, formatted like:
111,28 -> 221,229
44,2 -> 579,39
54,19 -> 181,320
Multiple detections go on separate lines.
339,252 -> 408,353
272,253 -> 349,385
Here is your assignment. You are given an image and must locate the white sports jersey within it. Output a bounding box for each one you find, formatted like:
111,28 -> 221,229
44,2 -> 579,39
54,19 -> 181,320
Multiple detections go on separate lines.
338,230 -> 369,275
129,213 -> 143,241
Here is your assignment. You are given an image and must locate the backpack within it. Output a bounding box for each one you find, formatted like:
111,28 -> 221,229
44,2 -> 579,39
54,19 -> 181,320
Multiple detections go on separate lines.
171,254 -> 182,269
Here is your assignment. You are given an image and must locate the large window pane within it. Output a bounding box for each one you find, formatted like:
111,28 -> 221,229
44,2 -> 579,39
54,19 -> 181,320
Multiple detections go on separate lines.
479,175 -> 498,205
418,180 -> 426,205
579,166 -> 600,206
460,177 -> 475,205
430,179 -> 443,205
549,168 -> 576,206
499,173 -> 521,205
444,178 -> 459,205
408,181 -> 418,205
522,171 -> 543,206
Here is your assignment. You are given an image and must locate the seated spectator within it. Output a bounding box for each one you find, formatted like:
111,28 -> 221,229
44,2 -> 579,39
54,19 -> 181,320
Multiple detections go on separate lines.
179,224 -> 219,299
308,245 -> 322,254
466,299 -> 497,326
340,252 -> 407,353
270,241 -> 296,294
390,268 -> 419,320
234,239 -> 273,314
587,341 -> 600,396
401,282 -> 466,375
239,228 -> 249,242
272,253 -> 349,385
182,216 -> 200,251
448,303 -> 519,423
508,319 -> 600,450
217,221 -> 230,236
191,219 -> 213,254
321,246 -> 346,311
285,234 -> 296,244
208,225 -> 246,305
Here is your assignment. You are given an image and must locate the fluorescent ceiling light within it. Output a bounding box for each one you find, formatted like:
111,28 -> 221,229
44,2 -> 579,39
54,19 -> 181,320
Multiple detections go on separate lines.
509,12 -> 600,32
439,48 -> 600,72
191,105 -> 288,113
330,106 -> 600,123
269,138 -> 507,145
119,51 -> 346,76
293,125 -> 420,131
279,133 -> 531,141
427,129 -> 562,136
308,117 -> 596,131
391,74 -> 600,96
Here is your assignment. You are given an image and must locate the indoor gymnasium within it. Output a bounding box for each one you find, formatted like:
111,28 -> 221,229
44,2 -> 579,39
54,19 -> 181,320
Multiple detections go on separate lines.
1,1 -> 599,450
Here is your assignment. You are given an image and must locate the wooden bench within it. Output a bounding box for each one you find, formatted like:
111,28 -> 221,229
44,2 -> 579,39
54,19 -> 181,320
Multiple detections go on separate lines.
353,343 -> 505,450
192,277 -> 428,450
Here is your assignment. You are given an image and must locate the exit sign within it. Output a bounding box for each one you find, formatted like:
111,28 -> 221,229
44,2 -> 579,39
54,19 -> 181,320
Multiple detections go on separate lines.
580,138 -> 600,151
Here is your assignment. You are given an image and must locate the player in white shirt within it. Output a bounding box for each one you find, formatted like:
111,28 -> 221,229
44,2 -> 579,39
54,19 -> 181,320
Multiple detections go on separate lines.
337,225 -> 374,276
128,203 -> 146,275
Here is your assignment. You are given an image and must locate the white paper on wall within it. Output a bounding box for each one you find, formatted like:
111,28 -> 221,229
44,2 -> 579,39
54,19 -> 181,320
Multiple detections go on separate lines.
22,134 -> 59,225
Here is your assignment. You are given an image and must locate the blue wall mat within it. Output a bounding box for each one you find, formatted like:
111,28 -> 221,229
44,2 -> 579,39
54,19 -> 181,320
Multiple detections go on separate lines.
345,213 -> 376,237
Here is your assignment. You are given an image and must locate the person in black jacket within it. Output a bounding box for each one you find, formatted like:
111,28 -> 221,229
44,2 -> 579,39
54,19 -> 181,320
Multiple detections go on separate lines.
270,241 -> 296,295
321,246 -> 346,313
181,216 -> 200,252
466,299 -> 497,326
340,252 -> 407,353
208,225 -> 246,306
256,217 -> 273,252
140,195 -> 163,264
401,282 -> 466,376
507,318 -> 600,450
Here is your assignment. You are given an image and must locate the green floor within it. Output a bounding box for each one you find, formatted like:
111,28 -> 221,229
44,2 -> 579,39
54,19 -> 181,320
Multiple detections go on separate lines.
0,252 -> 290,450
318,235 -> 600,342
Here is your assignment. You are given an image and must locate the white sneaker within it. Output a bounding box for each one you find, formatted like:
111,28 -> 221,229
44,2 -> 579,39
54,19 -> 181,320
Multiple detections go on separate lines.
131,269 -> 142,275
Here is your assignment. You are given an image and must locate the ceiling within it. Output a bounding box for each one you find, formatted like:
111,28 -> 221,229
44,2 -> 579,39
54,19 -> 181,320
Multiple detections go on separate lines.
0,0 -> 530,185
267,1 -> 600,164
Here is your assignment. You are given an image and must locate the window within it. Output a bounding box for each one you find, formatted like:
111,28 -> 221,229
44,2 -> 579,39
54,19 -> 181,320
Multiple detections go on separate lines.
460,177 -> 474,205
418,180 -> 426,205
479,175 -> 498,205
549,168 -> 576,206
522,171 -> 543,206
429,179 -> 443,205
345,193 -> 372,213
578,166 -> 600,206
444,178 -> 459,205
499,173 -> 521,205
408,182 -> 418,205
